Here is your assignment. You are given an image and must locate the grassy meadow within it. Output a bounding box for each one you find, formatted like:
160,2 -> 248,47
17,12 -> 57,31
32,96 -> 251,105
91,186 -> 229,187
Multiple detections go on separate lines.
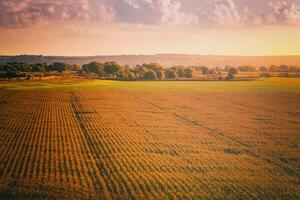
0,78 -> 299,199
1,78 -> 300,93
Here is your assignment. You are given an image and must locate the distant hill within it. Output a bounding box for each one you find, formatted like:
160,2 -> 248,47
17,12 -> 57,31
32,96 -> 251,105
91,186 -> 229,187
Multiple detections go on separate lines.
1,54 -> 300,68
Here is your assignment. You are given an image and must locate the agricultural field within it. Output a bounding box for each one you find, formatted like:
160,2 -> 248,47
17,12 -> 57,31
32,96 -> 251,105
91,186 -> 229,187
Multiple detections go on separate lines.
0,78 -> 299,199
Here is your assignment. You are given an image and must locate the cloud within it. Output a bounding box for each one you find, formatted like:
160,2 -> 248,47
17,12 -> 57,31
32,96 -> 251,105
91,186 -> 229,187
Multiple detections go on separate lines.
1,0 -> 300,29
209,0 -> 240,27
266,1 -> 300,25
0,0 -> 115,28
198,0 -> 300,28
0,0 -> 195,28
123,0 -> 140,9
159,0 -> 197,25
113,0 -> 196,25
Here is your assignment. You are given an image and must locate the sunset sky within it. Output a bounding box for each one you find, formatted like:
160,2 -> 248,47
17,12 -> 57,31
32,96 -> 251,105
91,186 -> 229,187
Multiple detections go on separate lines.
0,0 -> 300,56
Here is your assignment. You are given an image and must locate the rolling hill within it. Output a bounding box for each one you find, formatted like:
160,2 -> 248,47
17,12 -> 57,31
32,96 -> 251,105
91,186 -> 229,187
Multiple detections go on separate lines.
1,54 -> 300,67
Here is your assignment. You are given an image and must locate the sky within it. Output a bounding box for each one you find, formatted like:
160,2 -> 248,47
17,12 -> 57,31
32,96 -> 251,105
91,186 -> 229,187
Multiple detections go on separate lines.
0,0 -> 300,56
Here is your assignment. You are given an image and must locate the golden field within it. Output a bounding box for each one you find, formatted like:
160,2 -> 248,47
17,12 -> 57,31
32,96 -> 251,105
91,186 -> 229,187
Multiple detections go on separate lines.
0,78 -> 299,199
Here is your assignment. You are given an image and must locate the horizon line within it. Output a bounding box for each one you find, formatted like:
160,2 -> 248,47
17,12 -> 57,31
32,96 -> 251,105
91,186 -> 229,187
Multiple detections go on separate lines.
1,54 -> 300,57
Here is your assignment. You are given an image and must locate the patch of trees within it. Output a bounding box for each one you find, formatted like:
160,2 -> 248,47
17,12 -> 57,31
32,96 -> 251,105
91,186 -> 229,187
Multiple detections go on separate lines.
235,65 -> 300,73
238,65 -> 256,72
268,65 -> 300,72
82,62 -> 192,80
0,62 -> 80,78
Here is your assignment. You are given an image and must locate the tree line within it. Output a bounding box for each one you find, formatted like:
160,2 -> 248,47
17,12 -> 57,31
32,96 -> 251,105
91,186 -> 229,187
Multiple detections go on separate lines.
80,62 -> 300,80
1,61 -> 300,79
82,62 -> 193,80
0,62 -> 80,78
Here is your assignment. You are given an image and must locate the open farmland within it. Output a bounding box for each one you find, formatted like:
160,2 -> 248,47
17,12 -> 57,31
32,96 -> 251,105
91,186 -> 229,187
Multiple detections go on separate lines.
0,78 -> 299,199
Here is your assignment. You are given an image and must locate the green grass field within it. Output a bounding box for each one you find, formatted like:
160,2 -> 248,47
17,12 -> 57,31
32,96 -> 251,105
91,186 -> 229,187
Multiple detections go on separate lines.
1,78 -> 300,93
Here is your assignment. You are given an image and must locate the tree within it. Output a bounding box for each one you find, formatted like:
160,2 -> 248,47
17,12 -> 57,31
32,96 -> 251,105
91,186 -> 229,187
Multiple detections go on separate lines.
83,62 -> 103,75
70,64 -> 81,71
166,70 -> 177,79
116,70 -> 126,78
224,65 -> 231,72
157,70 -> 165,80
143,63 -> 162,72
209,68 -> 216,74
228,68 -> 238,75
238,65 -> 256,72
128,72 -> 136,80
269,65 -> 278,72
269,65 -> 288,72
200,66 -> 209,75
227,73 -> 235,80
53,62 -> 69,72
176,68 -> 185,78
103,62 -> 121,76
279,65 -> 289,72
259,66 -> 268,72
31,65 -> 42,72
289,66 -> 300,72
227,68 -> 237,80
135,65 -> 148,78
184,68 -> 193,78
143,70 -> 157,80
34,63 -> 47,72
